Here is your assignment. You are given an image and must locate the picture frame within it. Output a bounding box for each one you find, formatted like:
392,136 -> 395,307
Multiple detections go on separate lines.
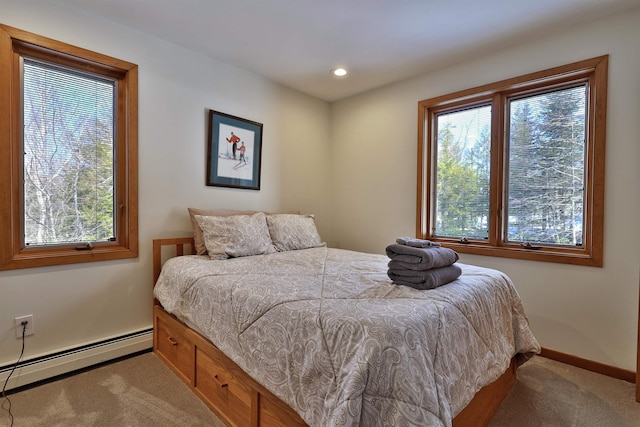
206,110 -> 263,190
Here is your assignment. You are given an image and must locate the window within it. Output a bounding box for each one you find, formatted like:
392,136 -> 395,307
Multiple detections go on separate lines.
0,24 -> 138,270
417,56 -> 607,266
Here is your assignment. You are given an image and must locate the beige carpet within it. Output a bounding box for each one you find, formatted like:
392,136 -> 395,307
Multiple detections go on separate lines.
490,356 -> 640,427
2,352 -> 639,426
2,352 -> 224,427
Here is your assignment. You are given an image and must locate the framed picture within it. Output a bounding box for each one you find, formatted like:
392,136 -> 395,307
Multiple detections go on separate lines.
206,110 -> 263,190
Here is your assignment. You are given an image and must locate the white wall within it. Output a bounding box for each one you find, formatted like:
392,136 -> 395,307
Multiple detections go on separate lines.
330,8 -> 640,371
1,1 -> 638,377
0,1 -> 331,367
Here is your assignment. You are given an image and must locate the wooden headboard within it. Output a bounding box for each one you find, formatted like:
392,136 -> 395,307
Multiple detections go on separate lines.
152,237 -> 195,285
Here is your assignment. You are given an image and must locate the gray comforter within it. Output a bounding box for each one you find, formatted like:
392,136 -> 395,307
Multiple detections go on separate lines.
154,247 -> 539,427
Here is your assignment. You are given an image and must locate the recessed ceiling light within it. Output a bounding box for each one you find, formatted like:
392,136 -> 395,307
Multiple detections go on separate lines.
331,67 -> 348,77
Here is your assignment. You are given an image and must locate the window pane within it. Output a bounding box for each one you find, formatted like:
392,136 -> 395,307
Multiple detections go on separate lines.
506,85 -> 586,246
23,59 -> 115,246
433,105 -> 491,239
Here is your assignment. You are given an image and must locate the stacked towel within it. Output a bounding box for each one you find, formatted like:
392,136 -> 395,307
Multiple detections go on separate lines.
387,264 -> 462,289
385,244 -> 459,270
386,238 -> 461,290
394,236 -> 441,248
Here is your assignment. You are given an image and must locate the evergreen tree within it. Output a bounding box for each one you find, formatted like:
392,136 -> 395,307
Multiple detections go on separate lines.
506,86 -> 585,245
508,100 -> 541,241
463,126 -> 491,238
436,124 -> 483,238
535,86 -> 585,245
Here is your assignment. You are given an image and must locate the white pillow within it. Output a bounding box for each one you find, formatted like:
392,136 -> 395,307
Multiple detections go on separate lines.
188,208 -> 259,255
195,212 -> 276,259
266,214 -> 325,251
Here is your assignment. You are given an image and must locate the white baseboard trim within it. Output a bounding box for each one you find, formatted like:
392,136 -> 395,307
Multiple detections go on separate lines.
0,328 -> 153,391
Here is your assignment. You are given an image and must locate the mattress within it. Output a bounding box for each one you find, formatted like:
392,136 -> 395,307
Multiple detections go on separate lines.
154,246 -> 540,427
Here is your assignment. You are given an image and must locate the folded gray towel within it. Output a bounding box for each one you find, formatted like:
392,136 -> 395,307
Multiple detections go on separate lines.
387,264 -> 462,290
395,237 -> 441,248
385,244 -> 459,270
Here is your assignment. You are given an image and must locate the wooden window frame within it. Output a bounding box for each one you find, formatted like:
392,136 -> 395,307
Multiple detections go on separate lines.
417,56 -> 607,266
0,24 -> 138,270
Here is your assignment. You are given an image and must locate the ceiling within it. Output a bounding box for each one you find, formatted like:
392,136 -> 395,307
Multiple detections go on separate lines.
56,0 -> 640,102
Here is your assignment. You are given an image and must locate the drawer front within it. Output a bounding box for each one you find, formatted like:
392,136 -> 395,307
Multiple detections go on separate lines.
195,347 -> 253,427
155,313 -> 194,384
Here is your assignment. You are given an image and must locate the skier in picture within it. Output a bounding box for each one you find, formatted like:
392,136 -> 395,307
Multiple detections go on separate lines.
238,141 -> 247,165
226,131 -> 241,159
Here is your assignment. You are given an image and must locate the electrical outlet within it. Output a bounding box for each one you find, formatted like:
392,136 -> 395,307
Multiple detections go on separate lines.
15,315 -> 35,338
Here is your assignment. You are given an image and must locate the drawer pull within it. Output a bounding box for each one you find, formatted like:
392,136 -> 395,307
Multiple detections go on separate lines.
167,336 -> 179,346
214,374 -> 228,388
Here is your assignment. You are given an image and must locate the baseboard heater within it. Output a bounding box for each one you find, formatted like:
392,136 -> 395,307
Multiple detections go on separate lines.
0,328 -> 153,392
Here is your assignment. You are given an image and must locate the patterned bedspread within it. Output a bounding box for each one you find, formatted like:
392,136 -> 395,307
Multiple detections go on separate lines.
154,247 -> 540,427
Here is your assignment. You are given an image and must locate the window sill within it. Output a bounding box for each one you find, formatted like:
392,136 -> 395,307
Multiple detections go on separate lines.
1,245 -> 138,270
438,241 -> 601,267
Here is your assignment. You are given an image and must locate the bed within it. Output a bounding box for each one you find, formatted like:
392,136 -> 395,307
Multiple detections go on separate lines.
152,211 -> 540,427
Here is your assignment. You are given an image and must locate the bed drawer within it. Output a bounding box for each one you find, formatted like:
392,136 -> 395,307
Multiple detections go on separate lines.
154,306 -> 195,385
195,347 -> 254,427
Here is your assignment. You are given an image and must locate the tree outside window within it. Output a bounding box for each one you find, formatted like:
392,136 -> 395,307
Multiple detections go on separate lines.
418,56 -> 607,266
0,24 -> 138,270
23,59 -> 116,247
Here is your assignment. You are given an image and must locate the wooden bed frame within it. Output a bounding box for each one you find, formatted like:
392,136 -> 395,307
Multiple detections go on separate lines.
152,237 -> 517,427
